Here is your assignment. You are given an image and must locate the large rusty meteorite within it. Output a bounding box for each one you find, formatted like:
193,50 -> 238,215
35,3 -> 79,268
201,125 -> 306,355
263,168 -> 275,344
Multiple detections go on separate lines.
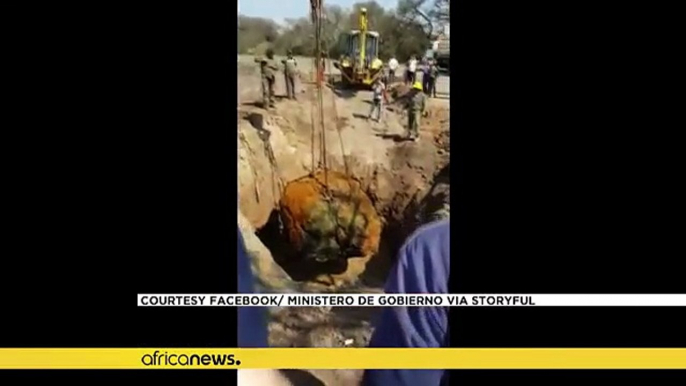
279,170 -> 382,263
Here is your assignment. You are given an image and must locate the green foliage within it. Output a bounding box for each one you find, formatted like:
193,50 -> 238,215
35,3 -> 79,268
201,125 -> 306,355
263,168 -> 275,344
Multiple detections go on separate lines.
237,16 -> 280,54
238,1 -> 440,61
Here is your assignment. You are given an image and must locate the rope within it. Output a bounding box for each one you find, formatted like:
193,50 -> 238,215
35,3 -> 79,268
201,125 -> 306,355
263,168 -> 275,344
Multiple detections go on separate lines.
311,0 -> 330,196
306,1 -> 364,262
309,82 -> 317,175
316,4 -> 329,191
319,33 -> 351,178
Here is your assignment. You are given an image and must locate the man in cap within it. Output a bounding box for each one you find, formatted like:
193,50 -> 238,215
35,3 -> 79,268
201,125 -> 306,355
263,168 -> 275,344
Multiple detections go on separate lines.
254,48 -> 278,109
406,81 -> 427,141
282,50 -> 298,100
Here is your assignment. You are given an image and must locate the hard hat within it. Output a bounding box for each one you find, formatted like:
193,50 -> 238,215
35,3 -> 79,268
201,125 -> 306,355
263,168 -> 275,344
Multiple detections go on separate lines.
361,7 -> 367,13
413,81 -> 423,91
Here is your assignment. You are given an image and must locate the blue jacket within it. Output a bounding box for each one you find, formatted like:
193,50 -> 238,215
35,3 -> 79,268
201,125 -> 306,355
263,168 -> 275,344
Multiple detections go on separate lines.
237,228 -> 269,348
363,219 -> 450,386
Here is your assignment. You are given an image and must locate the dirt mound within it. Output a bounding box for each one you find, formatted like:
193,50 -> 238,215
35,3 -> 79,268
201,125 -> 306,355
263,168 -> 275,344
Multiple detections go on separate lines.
435,128 -> 450,154
417,163 -> 451,223
426,104 -> 450,153
388,83 -> 412,100
278,170 -> 382,286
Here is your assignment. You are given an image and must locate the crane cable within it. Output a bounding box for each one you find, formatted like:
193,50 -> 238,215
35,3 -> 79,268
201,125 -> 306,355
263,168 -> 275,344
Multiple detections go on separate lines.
309,0 -> 361,263
321,30 -> 351,178
310,0 -> 351,181
310,0 -> 329,193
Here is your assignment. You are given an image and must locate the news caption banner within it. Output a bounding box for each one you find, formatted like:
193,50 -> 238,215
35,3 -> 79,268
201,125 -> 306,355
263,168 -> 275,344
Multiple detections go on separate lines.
137,293 -> 686,307
3,348 -> 686,370
3,294 -> 686,370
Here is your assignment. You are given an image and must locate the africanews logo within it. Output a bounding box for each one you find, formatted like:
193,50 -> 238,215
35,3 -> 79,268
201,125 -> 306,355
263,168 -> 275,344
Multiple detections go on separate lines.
141,350 -> 240,366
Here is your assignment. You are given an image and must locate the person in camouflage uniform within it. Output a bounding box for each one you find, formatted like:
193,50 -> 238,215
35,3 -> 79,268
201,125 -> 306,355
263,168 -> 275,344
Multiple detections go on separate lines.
406,81 -> 427,141
255,48 -> 278,109
282,50 -> 298,100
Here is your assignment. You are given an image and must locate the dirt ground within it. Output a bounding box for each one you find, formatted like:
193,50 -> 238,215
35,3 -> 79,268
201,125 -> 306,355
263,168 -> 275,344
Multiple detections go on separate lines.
237,55 -> 450,386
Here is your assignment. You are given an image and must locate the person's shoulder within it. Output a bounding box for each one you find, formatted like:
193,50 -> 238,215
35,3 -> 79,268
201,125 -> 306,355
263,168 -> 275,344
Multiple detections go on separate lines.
395,219 -> 450,292
399,219 -> 450,266
404,219 -> 450,249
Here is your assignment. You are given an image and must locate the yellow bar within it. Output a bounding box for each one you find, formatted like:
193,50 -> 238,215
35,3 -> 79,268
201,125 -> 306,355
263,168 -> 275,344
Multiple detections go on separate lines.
1,349 -> 685,369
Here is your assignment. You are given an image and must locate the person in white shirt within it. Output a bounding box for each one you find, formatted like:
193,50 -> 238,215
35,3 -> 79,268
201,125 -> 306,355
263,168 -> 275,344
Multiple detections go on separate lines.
406,56 -> 418,85
388,56 -> 399,84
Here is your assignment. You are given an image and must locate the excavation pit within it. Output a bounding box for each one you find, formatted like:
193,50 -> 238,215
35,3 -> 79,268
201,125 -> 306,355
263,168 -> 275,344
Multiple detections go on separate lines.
255,162 -> 451,290
237,70 -> 450,354
256,170 -> 397,288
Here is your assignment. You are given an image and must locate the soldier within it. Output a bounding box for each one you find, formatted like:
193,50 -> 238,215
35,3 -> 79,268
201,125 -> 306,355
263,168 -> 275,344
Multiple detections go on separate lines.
282,50 -> 298,100
406,81 -> 428,141
254,48 -> 278,109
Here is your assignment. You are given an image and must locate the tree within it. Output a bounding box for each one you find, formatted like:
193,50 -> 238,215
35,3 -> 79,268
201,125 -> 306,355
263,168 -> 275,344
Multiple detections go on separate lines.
321,5 -> 347,57
430,0 -> 449,37
237,16 -> 280,54
397,0 -> 449,39
347,1 -> 387,31
275,17 -> 314,55
236,0 -> 439,60
397,0 -> 434,39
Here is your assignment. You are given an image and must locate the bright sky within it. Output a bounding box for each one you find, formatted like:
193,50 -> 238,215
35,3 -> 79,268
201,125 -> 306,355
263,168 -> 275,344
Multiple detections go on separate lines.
239,0 -> 400,25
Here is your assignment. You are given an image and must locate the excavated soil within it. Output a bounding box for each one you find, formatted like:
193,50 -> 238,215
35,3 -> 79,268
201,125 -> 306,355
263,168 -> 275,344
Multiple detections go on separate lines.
237,57 -> 450,385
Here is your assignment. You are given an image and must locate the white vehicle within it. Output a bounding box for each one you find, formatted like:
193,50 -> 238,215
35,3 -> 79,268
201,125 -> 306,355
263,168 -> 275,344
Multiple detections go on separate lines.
434,35 -> 450,73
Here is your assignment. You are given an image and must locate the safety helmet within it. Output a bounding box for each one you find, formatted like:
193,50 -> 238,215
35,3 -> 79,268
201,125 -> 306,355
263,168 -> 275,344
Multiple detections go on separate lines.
412,81 -> 423,91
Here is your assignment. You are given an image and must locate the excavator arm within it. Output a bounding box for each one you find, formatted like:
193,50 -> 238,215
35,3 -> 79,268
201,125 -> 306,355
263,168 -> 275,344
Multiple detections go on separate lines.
358,8 -> 368,69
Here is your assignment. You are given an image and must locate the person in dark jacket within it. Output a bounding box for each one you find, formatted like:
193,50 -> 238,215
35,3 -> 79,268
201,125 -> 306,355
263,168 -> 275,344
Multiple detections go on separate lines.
427,60 -> 440,98
421,58 -> 431,95
362,219 -> 450,386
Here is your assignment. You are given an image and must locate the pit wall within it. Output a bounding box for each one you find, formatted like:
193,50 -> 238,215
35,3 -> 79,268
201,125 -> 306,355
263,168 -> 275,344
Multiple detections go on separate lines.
238,85 -> 449,290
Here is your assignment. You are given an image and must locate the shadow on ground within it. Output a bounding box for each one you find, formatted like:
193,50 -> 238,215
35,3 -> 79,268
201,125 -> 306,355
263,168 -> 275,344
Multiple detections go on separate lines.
280,370 -> 326,386
375,133 -> 408,142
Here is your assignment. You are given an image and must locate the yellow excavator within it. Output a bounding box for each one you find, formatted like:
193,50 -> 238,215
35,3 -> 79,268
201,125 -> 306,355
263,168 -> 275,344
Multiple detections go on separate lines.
333,8 -> 384,88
